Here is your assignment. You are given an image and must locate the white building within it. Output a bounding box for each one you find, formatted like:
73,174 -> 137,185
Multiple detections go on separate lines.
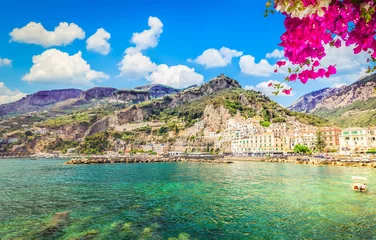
339,127 -> 369,154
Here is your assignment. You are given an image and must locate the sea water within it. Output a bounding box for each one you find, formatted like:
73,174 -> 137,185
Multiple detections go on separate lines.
1,159 -> 376,239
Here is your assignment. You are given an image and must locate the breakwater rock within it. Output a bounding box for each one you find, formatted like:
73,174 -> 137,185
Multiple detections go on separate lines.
64,156 -> 233,165
266,157 -> 376,168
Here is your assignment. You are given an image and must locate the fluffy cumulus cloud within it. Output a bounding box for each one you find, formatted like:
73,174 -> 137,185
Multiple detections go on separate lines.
118,16 -> 203,88
188,47 -> 243,68
147,64 -> 204,89
86,28 -> 111,55
239,55 -> 275,77
245,80 -> 293,97
321,40 -> 368,72
266,49 -> 284,59
9,22 -> 85,47
118,52 -> 157,79
125,16 -> 163,55
0,58 -> 12,67
119,17 -> 163,79
0,82 -> 26,104
22,49 -> 109,85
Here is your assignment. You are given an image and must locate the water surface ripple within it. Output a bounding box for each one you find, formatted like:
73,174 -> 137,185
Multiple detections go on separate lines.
1,159 -> 376,239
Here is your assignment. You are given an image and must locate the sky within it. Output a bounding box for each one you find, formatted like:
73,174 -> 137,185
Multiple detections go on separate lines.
0,0 -> 370,107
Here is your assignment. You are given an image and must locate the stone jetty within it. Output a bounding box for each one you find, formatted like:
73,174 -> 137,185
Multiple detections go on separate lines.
64,156 -> 233,165
266,157 -> 376,168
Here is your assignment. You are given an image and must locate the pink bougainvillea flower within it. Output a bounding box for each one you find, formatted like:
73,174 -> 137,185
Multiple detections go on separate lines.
282,88 -> 292,95
273,0 -> 376,84
276,60 -> 287,67
268,82 -> 273,87
327,65 -> 337,74
289,73 -> 297,81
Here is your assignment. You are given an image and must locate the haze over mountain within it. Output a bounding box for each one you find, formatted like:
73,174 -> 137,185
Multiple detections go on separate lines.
0,84 -> 181,116
289,73 -> 376,127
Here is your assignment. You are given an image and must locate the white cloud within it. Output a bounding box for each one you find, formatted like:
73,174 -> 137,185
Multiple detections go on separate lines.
9,22 -> 85,47
118,16 -> 203,88
332,83 -> 347,88
22,49 -> 109,85
119,17 -> 163,79
239,55 -> 275,77
118,52 -> 157,80
321,40 -> 368,71
0,82 -> 26,104
0,58 -> 12,67
147,64 -> 204,89
189,47 -> 243,68
125,16 -> 163,54
266,49 -> 284,59
86,28 -> 111,55
245,80 -> 293,97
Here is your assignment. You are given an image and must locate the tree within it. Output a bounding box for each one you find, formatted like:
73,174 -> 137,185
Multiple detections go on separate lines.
315,130 -> 326,153
78,131 -> 110,154
294,144 -> 311,154
24,130 -> 33,137
265,0 -> 376,92
366,148 -> 376,154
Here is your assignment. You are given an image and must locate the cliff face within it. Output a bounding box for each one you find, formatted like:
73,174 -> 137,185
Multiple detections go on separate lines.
114,90 -> 150,103
0,89 -> 82,116
85,75 -> 242,136
289,73 -> 376,113
80,87 -> 117,100
170,74 -> 241,107
314,74 -> 376,110
289,87 -> 339,113
134,84 -> 179,98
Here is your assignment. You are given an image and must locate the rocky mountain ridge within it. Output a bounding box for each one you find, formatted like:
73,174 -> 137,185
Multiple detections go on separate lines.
85,75 -> 242,136
290,73 -> 376,113
0,84 -> 180,116
289,73 -> 376,127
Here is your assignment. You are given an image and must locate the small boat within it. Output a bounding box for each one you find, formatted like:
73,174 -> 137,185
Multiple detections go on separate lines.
352,176 -> 367,192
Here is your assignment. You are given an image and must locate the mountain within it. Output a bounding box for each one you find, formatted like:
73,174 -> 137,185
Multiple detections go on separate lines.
1,74 -> 329,154
289,87 -> 339,113
85,74 -> 327,136
0,89 -> 83,116
0,85 -> 179,116
289,73 -> 376,127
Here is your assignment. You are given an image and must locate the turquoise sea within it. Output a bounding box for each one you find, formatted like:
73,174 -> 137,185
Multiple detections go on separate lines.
1,159 -> 376,239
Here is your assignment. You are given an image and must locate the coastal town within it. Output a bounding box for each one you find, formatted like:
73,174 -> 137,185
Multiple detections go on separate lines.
1,111 -> 375,157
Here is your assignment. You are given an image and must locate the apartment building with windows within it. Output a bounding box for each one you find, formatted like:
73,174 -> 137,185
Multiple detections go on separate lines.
339,127 -> 369,154
231,132 -> 286,155
320,126 -> 342,148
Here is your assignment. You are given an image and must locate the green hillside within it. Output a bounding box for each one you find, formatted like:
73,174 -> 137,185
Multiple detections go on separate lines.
144,88 -> 329,127
314,98 -> 376,127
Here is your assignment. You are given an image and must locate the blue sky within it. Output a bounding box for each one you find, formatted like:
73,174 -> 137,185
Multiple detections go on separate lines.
0,0 -> 369,107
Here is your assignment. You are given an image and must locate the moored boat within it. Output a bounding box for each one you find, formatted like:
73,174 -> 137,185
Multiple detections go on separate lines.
352,176 -> 367,192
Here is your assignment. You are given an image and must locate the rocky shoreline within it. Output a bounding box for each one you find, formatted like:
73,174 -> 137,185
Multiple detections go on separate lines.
266,157 -> 376,168
64,156 -> 233,165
